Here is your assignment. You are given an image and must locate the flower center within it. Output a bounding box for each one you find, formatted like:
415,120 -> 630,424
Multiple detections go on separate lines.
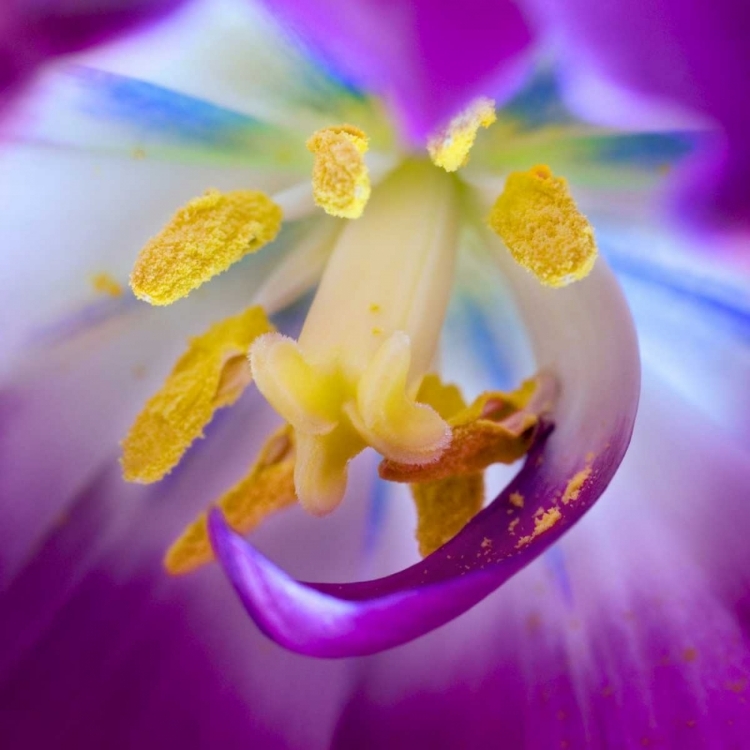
119,102 -> 601,574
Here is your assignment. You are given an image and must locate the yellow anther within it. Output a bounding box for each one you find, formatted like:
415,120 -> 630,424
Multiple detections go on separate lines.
307,124 -> 371,219
488,165 -> 598,287
130,189 -> 282,305
91,272 -> 123,297
411,473 -> 484,557
428,97 -> 496,172
121,306 -> 273,484
164,425 -> 297,575
379,377 -> 545,484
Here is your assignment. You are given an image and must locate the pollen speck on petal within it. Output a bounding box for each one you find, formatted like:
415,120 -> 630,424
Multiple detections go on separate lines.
165,425 -> 297,575
488,164 -> 598,287
130,189 -> 282,305
121,305 -> 273,484
90,272 -> 123,297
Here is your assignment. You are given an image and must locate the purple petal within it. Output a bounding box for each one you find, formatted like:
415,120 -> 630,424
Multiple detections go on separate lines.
526,0 -> 750,233
258,0 -> 534,141
0,382 -> 372,747
331,369 -> 750,748
1,0 -> 184,111
210,246 -> 640,657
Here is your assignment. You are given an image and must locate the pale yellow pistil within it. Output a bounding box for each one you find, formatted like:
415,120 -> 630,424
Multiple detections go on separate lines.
250,160 -> 459,514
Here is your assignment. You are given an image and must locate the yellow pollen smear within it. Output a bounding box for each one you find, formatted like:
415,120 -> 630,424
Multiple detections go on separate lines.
488,164 -> 598,287
164,425 -> 297,575
307,124 -> 371,219
428,97 -> 496,172
379,378 -> 544,484
130,189 -> 282,305
121,305 -> 273,483
91,272 -> 123,297
516,507 -> 562,548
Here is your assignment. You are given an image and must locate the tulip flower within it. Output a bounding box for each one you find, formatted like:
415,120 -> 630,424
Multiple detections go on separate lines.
1,0 -> 749,747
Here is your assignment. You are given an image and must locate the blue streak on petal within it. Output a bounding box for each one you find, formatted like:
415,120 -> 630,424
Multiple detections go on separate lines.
67,66 -> 267,149
502,71 -> 575,130
601,233 -> 750,336
363,477 -> 390,557
543,545 -> 574,606
592,131 -> 696,169
454,293 -> 516,390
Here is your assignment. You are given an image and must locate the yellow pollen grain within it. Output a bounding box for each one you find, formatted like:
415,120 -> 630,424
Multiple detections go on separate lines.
121,305 -> 273,484
307,124 -> 371,219
509,491 -> 525,508
91,272 -> 123,297
165,425 -> 297,575
130,189 -> 282,306
488,164 -> 598,287
562,466 -> 592,505
411,473 -> 484,557
428,97 -> 496,172
516,506 -> 562,548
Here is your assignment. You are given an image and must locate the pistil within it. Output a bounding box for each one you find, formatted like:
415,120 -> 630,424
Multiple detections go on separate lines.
250,160 -> 460,514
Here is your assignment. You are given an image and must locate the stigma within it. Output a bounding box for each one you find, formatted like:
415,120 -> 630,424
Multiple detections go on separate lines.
250,160 -> 458,514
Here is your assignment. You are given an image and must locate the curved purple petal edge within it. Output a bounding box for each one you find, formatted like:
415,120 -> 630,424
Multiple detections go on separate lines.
1,0 -> 184,110
210,237 -> 641,658
257,0 -> 534,142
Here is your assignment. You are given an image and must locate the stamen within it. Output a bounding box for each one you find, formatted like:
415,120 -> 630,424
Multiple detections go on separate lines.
164,425 -> 297,574
412,473 -> 484,557
428,97 -> 496,173
379,377 -> 549,483
130,190 -> 282,305
307,124 -> 371,219
121,306 -> 273,483
488,165 -> 598,287
402,374 -> 484,556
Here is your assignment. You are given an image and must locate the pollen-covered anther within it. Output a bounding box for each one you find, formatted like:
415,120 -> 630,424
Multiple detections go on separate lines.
427,97 -> 496,173
488,164 -> 598,287
164,425 -> 297,575
130,189 -> 282,305
412,473 -> 485,557
307,124 -> 371,219
121,305 -> 273,484
379,375 -> 553,484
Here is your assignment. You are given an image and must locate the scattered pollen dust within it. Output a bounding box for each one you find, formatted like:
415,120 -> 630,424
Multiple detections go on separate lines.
508,518 -> 520,534
509,491 -> 524,508
562,466 -> 592,504
516,506 -> 562,548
